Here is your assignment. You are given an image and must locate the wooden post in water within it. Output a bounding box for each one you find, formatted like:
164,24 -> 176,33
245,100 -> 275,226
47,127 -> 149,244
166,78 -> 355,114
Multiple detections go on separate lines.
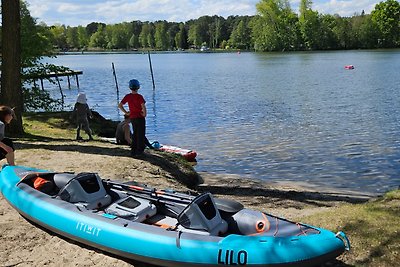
112,62 -> 121,118
75,74 -> 80,89
148,51 -> 156,90
55,75 -> 64,108
112,62 -> 119,95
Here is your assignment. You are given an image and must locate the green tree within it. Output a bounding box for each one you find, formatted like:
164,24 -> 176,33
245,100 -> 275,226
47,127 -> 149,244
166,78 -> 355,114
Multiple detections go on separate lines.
371,0 -> 400,47
188,23 -> 201,47
89,24 -> 107,48
331,15 -> 351,49
252,0 -> 297,51
355,14 -> 380,48
19,2 -> 69,112
229,20 -> 252,49
139,23 -> 155,48
20,3 -> 53,67
167,23 -> 180,50
77,25 -> 89,49
319,14 -> 339,49
175,23 -> 188,49
66,26 -> 79,49
129,33 -> 139,48
106,23 -> 131,49
49,24 -> 67,50
129,20 -> 143,47
209,16 -> 223,48
298,0 -> 322,49
279,5 -> 301,50
86,22 -> 106,36
147,23 -> 155,48
154,21 -> 168,50
187,16 -> 210,48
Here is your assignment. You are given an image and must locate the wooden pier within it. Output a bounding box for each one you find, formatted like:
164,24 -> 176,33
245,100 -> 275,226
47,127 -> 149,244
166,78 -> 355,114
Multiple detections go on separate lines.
25,70 -> 83,108
30,70 -> 83,90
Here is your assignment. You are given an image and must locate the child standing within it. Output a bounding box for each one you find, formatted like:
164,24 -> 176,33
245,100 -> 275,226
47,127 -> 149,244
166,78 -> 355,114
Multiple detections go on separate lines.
73,93 -> 93,141
118,79 -> 147,157
0,106 -> 16,165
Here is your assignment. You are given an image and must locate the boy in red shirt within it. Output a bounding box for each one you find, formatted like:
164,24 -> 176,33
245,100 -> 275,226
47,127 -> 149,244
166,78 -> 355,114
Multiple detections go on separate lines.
118,79 -> 147,157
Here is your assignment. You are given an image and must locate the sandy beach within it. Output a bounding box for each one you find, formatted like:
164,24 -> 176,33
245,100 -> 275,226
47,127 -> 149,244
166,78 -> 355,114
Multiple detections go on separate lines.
0,139 -> 371,267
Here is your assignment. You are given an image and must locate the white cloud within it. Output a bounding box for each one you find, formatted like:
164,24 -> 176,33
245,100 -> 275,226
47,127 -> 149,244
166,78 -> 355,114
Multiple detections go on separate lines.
25,0 -> 382,26
26,0 -> 51,18
89,0 -> 257,24
314,0 -> 378,16
57,3 -> 83,13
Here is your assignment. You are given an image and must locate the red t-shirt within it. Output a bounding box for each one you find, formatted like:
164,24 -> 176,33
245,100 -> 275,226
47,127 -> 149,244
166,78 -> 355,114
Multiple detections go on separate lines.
121,93 -> 146,119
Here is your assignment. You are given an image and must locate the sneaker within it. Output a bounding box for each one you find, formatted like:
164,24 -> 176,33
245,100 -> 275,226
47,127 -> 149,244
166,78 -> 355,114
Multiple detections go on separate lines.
76,136 -> 83,141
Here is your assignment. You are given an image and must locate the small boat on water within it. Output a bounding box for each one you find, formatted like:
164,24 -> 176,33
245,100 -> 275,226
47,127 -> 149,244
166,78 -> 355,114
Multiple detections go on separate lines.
344,65 -> 355,70
0,165 -> 349,267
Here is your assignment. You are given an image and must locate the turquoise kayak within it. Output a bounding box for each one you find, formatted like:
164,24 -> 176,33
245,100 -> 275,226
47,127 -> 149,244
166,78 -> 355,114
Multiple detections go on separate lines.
0,165 -> 349,266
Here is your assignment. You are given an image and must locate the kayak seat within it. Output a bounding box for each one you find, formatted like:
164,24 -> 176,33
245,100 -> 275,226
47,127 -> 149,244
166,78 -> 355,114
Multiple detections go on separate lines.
18,172 -> 58,196
105,196 -> 157,222
54,172 -> 112,210
177,193 -> 228,236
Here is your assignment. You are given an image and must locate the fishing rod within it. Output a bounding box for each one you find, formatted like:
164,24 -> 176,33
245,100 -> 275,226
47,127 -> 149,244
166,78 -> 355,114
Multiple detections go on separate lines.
148,51 -> 156,90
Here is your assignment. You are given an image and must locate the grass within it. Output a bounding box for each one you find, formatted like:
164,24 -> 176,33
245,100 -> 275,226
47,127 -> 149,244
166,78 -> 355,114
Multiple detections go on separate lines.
299,190 -> 400,266
22,111 -> 76,139
22,111 -> 117,140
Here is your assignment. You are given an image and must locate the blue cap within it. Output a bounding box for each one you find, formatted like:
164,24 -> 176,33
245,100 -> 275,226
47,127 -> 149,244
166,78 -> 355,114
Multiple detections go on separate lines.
129,79 -> 140,90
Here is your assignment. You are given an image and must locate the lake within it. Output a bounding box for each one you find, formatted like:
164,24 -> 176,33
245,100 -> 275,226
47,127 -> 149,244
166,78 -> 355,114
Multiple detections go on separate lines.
43,50 -> 400,195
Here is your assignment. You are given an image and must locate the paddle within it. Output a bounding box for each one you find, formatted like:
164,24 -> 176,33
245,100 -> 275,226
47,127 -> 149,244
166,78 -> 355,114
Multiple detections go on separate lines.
103,180 -> 243,213
104,180 -> 193,204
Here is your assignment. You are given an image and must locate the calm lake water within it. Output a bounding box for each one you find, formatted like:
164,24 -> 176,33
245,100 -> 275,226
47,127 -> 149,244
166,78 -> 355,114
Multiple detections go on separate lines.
44,50 -> 400,195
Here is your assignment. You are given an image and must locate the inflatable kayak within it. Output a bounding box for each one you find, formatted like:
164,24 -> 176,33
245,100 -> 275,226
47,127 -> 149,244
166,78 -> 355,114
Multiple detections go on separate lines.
0,165 -> 349,267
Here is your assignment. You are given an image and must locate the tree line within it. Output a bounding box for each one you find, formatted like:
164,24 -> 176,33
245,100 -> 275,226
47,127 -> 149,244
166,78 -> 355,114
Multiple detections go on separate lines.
47,0 -> 400,52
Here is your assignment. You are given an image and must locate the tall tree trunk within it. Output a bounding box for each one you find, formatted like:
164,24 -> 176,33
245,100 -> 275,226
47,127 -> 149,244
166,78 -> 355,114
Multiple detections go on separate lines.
1,0 -> 24,134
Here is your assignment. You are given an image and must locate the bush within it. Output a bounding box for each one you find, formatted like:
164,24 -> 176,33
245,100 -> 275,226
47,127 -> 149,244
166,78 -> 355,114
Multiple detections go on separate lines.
23,86 -> 63,112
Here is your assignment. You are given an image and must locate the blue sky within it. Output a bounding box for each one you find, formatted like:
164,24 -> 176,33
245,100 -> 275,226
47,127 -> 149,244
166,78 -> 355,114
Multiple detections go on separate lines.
26,0 -> 383,26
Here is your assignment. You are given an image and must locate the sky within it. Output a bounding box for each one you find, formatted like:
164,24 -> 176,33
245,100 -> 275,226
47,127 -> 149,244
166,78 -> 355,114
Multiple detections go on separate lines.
25,0 -> 383,26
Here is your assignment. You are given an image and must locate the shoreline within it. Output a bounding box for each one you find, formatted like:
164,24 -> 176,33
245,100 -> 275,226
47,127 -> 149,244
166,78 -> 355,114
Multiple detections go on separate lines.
198,171 -> 379,198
